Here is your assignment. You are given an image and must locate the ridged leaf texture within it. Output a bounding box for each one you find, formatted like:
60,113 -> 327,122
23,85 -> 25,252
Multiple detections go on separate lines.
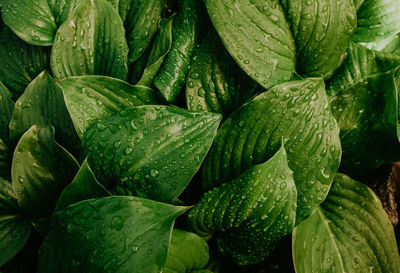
0,83 -> 14,178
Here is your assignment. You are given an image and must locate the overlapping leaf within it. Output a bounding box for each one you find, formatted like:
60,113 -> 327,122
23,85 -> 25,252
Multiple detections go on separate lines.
189,146 -> 297,265
366,33 -> 400,56
0,83 -> 14,178
201,78 -> 341,223
293,174 -> 400,273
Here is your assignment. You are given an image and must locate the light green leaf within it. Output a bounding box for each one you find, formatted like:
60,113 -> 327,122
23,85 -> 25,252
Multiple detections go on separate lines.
201,78 -> 341,223
50,0 -> 128,80
329,67 -> 400,176
154,0 -> 201,102
11,125 -> 79,218
0,83 -> 14,178
164,229 -> 210,273
205,0 -> 295,89
0,26 -> 50,99
138,16 -> 175,87
58,75 -> 165,138
185,29 -> 258,117
8,70 -> 80,155
55,159 -> 111,210
1,0 -> 57,46
189,146 -> 297,265
38,196 -> 187,273
353,0 -> 400,43
365,32 -> 400,56
125,0 -> 163,64
293,173 -> 400,273
82,105 -> 221,202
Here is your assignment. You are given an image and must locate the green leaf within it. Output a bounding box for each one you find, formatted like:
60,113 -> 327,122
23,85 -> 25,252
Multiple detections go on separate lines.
188,146 -> 297,265
125,0 -> 163,64
50,0 -> 128,80
0,26 -> 50,99
58,75 -> 165,138
204,0 -> 295,89
55,159 -> 111,210
11,125 -> 79,218
185,29 -> 258,117
0,178 -> 18,214
293,173 -> 400,273
201,78 -> 341,223
154,0 -> 201,102
164,229 -> 210,273
8,70 -> 80,155
1,0 -> 57,46
353,0 -> 400,43
329,67 -> 400,176
38,196 -> 187,273
82,105 -> 222,202
281,0 -> 356,78
137,16 -> 175,87
0,83 -> 14,178
364,32 -> 400,56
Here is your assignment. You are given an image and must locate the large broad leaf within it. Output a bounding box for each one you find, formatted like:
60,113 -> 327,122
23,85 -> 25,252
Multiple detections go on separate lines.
353,0 -> 400,43
55,159 -> 111,210
82,105 -> 221,202
125,0 -> 163,64
185,29 -> 258,117
58,75 -> 165,138
164,229 -> 210,273
204,0 -> 296,89
1,0 -> 57,46
201,78 -> 341,223
293,173 -> 400,273
188,146 -> 297,265
365,32 -> 400,56
11,125 -> 79,218
50,0 -> 128,80
0,27 -> 50,99
8,70 -> 80,155
137,16 -> 175,87
329,67 -> 400,176
38,196 -> 187,273
154,0 -> 201,102
281,0 -> 356,78
0,83 -> 14,178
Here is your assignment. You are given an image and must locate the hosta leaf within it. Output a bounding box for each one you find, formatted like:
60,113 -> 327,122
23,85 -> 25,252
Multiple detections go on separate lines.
154,0 -> 201,102
353,0 -> 400,43
1,0 -> 57,46
281,0 -> 356,78
82,105 -> 221,202
0,83 -> 14,178
55,159 -> 111,210
8,70 -> 80,155
293,173 -> 400,273
0,178 -> 18,214
50,0 -> 128,80
38,196 -> 187,273
185,30 -> 258,117
137,16 -> 175,87
205,0 -> 296,89
329,67 -> 400,176
188,146 -> 297,265
125,0 -> 163,64
58,75 -> 165,138
201,78 -> 341,223
365,32 -> 400,56
164,229 -> 210,273
0,26 -> 50,99
11,125 -> 79,218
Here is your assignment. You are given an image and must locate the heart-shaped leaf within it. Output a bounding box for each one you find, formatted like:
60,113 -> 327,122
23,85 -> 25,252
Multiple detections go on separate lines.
1,0 -> 57,46
50,0 -> 128,80
58,75 -> 165,138
8,70 -> 80,155
185,29 -> 258,117
293,173 -> 400,273
164,229 -> 210,273
38,196 -> 187,273
11,125 -> 79,218
0,82 -> 14,178
0,26 -> 50,99
201,78 -> 341,223
153,0 -> 201,102
82,105 -> 221,202
188,145 -> 297,265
